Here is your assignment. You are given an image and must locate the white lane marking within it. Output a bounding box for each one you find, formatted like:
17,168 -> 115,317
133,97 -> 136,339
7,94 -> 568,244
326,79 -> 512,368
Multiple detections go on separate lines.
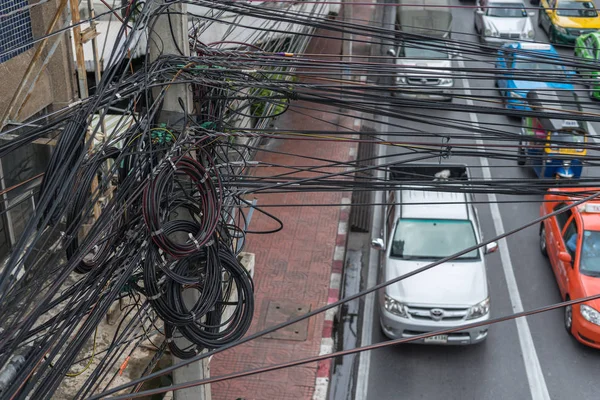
355,113 -> 388,400
457,57 -> 550,400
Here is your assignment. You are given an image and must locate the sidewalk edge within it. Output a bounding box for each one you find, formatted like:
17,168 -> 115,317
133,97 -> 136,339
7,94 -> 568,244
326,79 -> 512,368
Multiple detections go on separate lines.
312,141 -> 358,400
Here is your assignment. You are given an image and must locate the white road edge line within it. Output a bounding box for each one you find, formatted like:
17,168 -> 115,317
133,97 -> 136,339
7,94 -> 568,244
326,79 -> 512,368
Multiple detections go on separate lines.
354,113 -> 388,400
457,57 -> 550,400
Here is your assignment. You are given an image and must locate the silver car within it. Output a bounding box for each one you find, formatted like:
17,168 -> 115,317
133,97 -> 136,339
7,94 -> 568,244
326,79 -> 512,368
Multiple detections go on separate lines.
474,0 -> 536,45
372,183 -> 498,345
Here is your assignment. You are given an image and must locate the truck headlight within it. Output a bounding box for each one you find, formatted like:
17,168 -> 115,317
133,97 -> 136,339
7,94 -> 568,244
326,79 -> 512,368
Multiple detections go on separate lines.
580,304 -> 600,326
439,78 -> 453,85
555,25 -> 567,34
484,28 -> 492,37
384,295 -> 408,317
528,30 -> 535,38
466,298 -> 490,320
397,76 -> 406,84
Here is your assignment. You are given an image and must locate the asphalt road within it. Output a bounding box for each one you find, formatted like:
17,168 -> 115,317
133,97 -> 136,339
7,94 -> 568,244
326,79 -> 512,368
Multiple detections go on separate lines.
360,2 -> 600,400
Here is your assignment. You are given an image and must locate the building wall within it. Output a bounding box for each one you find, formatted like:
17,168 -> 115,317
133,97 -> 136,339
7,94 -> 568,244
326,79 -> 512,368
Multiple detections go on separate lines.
0,0 -> 77,122
0,0 -> 76,257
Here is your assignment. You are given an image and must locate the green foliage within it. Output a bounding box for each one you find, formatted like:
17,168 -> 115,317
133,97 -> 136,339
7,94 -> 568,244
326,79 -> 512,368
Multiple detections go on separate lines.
250,73 -> 296,119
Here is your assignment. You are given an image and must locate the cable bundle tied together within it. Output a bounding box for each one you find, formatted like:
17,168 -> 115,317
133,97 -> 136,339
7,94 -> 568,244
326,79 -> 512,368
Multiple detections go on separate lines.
142,156 -> 222,259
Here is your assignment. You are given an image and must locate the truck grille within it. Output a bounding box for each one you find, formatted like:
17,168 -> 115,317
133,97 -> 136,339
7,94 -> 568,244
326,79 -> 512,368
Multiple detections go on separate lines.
406,77 -> 441,85
499,33 -> 520,39
406,305 -> 469,321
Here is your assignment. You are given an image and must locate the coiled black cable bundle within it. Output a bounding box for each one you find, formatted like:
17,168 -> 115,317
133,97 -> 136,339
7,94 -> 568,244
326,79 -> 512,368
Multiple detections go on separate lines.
143,237 -> 254,358
142,156 -> 222,259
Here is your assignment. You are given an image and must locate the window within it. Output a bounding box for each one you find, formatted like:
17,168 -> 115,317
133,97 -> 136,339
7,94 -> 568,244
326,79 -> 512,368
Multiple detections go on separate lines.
579,230 -> 600,276
563,218 -> 578,256
0,1 -> 34,63
514,60 -> 565,73
390,219 -> 480,260
554,203 -> 572,231
584,37 -> 596,53
556,1 -> 598,17
487,3 -> 528,17
386,192 -> 396,241
402,41 -> 450,59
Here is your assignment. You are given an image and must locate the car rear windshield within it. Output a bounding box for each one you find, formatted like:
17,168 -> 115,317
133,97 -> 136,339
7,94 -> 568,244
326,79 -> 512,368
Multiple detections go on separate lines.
579,230 -> 600,276
556,1 -> 598,18
390,219 -> 480,260
549,130 -> 585,146
487,3 -> 527,17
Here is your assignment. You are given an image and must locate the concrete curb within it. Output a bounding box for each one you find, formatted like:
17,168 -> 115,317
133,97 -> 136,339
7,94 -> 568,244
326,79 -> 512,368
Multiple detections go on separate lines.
312,135 -> 359,400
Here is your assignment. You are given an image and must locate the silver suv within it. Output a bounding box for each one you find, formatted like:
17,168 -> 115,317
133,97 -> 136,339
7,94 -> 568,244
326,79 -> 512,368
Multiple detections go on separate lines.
372,165 -> 497,345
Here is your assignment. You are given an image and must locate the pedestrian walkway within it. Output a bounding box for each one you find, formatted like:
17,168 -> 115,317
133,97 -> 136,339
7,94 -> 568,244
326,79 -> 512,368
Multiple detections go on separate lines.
210,1 -> 378,397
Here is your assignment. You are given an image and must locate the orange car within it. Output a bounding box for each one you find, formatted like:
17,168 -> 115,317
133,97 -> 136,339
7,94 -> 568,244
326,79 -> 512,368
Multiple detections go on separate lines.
540,188 -> 600,349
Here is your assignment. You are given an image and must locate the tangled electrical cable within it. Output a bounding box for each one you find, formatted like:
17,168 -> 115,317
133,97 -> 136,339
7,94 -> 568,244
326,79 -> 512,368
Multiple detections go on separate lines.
4,0 -> 600,399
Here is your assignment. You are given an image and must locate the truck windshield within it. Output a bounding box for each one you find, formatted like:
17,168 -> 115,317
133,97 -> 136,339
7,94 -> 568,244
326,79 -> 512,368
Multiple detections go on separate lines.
390,219 -> 479,260
579,231 -> 600,277
556,1 -> 598,18
487,3 -> 527,17
403,42 -> 449,59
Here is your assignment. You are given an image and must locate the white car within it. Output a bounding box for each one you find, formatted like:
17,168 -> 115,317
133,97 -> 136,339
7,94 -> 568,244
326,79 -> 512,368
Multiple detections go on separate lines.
474,0 -> 536,45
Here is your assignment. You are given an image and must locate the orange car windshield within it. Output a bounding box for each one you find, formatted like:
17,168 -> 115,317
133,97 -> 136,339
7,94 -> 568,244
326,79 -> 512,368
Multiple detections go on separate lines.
580,231 -> 600,277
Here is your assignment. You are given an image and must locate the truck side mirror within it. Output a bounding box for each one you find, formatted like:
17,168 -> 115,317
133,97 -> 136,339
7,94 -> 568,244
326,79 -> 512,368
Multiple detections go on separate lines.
484,242 -> 498,254
371,238 -> 386,251
387,48 -> 396,57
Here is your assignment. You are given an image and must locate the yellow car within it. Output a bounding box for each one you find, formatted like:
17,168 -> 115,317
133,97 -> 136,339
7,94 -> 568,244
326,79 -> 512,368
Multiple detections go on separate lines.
538,0 -> 600,44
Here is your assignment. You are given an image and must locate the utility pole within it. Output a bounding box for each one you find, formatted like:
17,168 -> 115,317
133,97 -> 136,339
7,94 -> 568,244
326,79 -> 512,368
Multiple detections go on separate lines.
147,2 -> 210,400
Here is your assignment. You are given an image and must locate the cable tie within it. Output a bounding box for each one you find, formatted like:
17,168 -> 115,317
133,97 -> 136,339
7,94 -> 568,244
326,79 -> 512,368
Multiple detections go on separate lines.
200,172 -> 209,184
188,233 -> 202,250
166,337 -> 173,343
241,69 -> 257,73
115,92 -> 121,99
147,292 -> 161,300
151,228 -> 164,237
168,158 -> 177,171
190,311 -> 196,322
206,239 -> 214,247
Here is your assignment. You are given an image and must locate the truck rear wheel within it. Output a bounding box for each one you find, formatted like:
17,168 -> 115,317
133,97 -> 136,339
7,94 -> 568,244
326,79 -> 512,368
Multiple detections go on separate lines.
517,145 -> 526,166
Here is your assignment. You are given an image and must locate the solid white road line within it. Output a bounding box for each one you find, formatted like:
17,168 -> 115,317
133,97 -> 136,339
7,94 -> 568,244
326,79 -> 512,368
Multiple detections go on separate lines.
457,58 -> 551,400
354,113 -> 388,400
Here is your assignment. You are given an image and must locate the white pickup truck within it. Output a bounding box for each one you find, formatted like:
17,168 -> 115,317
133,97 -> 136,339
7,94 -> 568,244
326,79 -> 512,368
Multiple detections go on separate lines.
387,0 -> 455,101
372,164 -> 498,345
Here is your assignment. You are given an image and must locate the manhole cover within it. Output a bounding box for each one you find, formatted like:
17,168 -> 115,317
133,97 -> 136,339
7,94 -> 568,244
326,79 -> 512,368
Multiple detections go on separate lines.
264,301 -> 311,341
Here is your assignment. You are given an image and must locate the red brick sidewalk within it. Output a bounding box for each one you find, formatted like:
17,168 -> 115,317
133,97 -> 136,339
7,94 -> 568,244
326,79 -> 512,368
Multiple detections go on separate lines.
210,25 -> 358,400
210,0 -> 380,396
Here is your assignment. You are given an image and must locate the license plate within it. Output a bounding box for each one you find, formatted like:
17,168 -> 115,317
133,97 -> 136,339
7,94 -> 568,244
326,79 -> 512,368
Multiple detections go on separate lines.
424,335 -> 448,344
